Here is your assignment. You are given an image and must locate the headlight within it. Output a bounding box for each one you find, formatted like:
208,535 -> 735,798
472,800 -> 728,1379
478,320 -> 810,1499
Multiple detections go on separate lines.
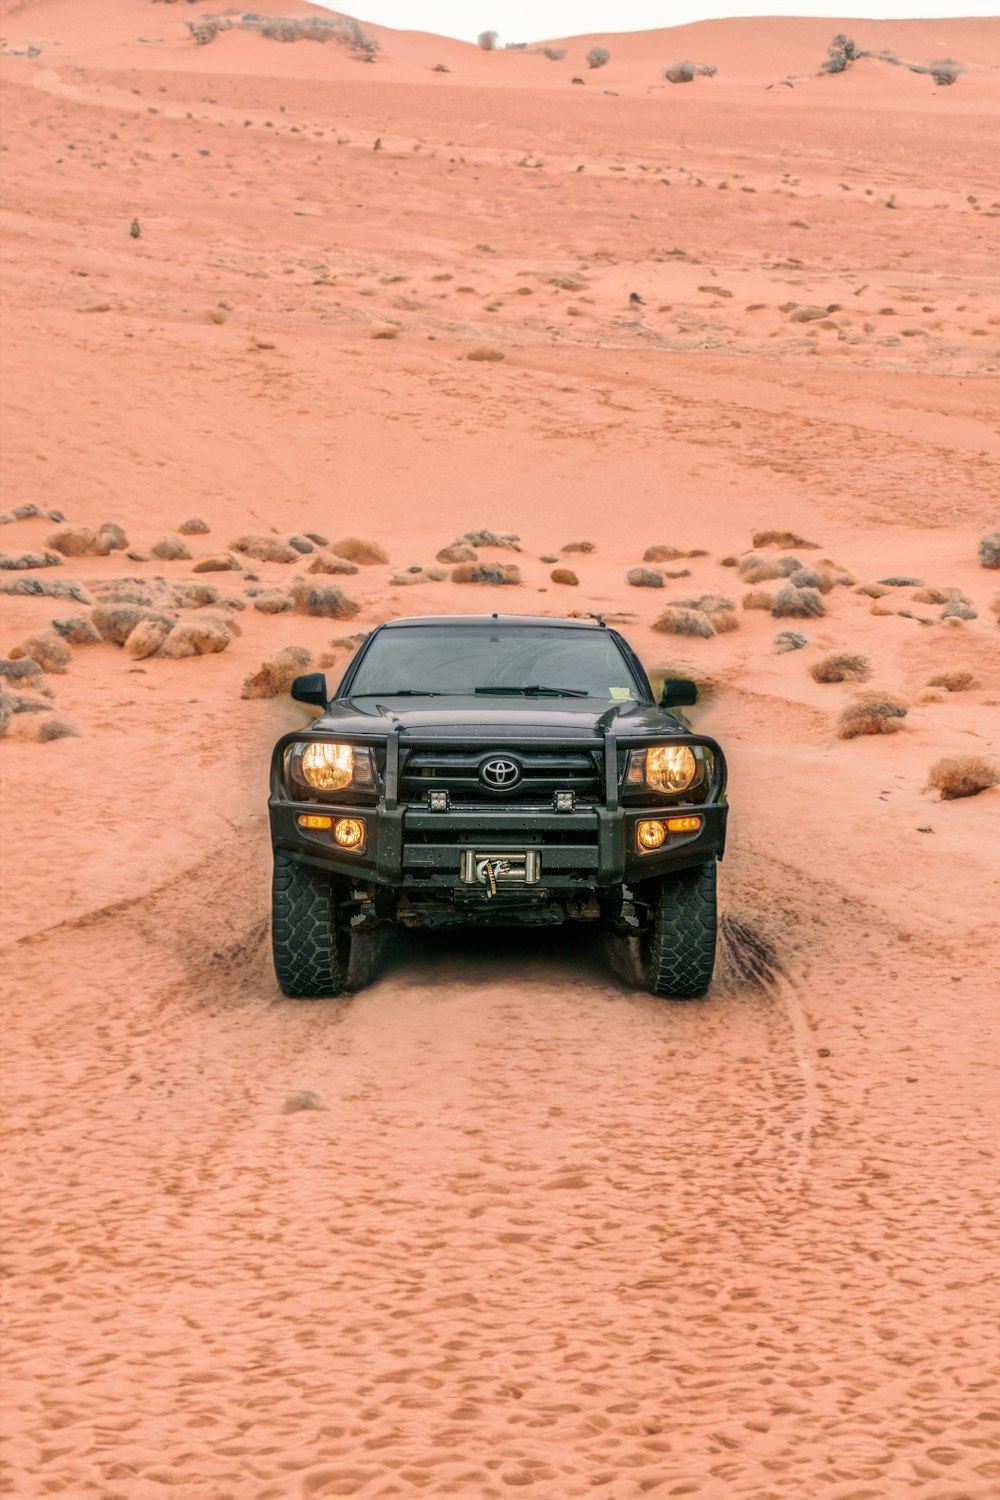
286,741 -> 375,795
626,745 -> 699,793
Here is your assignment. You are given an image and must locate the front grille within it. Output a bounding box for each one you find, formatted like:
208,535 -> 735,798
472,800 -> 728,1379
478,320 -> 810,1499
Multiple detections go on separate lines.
399,743 -> 603,806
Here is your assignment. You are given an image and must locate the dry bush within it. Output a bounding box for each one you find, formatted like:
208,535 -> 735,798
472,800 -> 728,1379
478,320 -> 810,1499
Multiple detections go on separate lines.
437,544 -> 477,564
10,632 -> 71,674
927,756 -> 999,800
587,47 -> 610,68
752,529 -> 819,549
151,535 -> 192,561
290,582 -> 361,619
252,590 -> 293,614
789,567 -> 834,593
307,552 -> 359,576
369,324 -> 399,339
467,346 -> 505,362
836,695 -> 907,740
665,60 -> 716,83
451,562 -> 521,585
738,554 -> 783,583
193,553 -> 242,573
0,656 -> 43,682
159,616 -> 233,659
125,619 -> 171,660
37,715 -> 79,742
774,631 -> 808,653
550,568 -> 578,586
643,544 -> 685,562
478,30 -> 498,50
742,589 -> 774,611
52,617 -> 100,645
241,646 -> 313,700
928,669 -> 978,692
178,516 -> 210,535
978,532 -> 1000,569
171,582 -> 220,610
47,524 -> 125,558
231,534 -> 299,564
332,537 -> 387,565
92,603 -> 174,646
710,610 -> 739,633
772,587 -> 826,619
810,652 -> 871,683
627,567 -> 664,588
562,541 -> 595,554
653,608 -> 714,638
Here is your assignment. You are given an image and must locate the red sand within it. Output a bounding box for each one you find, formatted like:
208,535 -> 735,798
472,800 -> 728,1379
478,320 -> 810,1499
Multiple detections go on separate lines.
2,3 -> 999,1496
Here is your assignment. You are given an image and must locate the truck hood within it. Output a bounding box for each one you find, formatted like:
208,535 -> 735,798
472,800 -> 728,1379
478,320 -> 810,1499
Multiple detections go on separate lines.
313,695 -> 688,739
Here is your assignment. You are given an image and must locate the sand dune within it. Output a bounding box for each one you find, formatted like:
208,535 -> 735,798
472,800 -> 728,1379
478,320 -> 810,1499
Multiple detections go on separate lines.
2,3 -> 999,1496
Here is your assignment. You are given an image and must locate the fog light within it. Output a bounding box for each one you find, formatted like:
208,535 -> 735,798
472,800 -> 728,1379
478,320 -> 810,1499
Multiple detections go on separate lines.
298,814 -> 332,830
637,819 -> 667,851
429,790 -> 450,811
333,817 -> 365,850
554,790 -> 575,813
666,815 -> 702,833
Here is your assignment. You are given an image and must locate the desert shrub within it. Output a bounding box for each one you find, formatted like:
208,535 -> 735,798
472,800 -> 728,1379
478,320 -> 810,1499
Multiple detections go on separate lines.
125,619 -> 171,660
563,541 -> 596,554
665,60 -> 716,83
928,670 -> 977,692
332,537 -> 387,565
38,715 -> 79,741
587,47 -> 610,69
92,603 -> 174,646
710,610 -> 739,633
821,34 -> 861,74
290,583 -> 361,619
738,555 -> 782,583
52,617 -> 100,645
627,567 -> 663,588
541,47 -> 567,60
774,631 -> 808,653
927,756 -> 999,800
810,652 -> 871,683
178,516 -> 210,535
979,532 -> 1000,569
742,589 -> 774,611
159,615 -> 233,658
789,567 -> 834,593
10,632 -> 71,674
151,535 -> 191,562
231,534 -> 299,564
753,529 -> 818,549
772,587 -> 826,619
241,646 -> 312,700
307,553 -> 359,576
550,568 -> 578,586
941,600 -> 976,621
451,563 -> 520,585
0,656 -> 43,681
652,608 -> 714,638
467,346 -> 505,362
478,30 -> 498,50
836,695 -> 907,740
192,553 -> 242,573
437,544 -> 477,564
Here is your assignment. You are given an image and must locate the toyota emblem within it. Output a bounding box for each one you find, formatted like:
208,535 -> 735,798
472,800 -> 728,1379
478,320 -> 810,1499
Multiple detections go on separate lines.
481,757 -> 521,789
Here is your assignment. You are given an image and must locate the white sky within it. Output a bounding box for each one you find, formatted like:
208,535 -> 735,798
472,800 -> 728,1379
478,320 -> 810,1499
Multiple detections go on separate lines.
317,2 -> 999,45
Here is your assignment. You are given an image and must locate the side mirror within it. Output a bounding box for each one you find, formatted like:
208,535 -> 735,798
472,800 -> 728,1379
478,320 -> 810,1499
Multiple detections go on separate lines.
291,672 -> 328,708
659,678 -> 697,709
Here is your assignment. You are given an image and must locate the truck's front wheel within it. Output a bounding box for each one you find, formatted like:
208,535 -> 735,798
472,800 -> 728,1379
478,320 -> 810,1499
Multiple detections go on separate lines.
272,853 -> 350,998
639,860 -> 717,999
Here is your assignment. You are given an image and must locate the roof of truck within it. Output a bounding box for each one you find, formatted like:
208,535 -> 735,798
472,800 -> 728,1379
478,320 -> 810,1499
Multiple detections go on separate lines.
376,615 -> 607,630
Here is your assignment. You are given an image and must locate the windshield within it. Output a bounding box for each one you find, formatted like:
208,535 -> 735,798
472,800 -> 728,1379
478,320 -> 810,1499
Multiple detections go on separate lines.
343,625 -> 645,702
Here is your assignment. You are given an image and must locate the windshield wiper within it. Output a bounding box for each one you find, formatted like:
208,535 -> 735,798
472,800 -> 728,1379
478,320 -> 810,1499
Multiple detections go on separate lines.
347,690 -> 457,698
473,684 -> 589,698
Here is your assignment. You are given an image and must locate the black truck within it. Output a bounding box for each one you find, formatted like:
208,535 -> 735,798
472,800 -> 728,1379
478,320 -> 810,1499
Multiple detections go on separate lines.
269,614 -> 728,999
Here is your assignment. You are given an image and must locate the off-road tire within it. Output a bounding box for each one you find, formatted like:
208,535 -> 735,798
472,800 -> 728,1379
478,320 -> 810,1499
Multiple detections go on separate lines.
640,860 -> 717,999
272,852 -> 350,998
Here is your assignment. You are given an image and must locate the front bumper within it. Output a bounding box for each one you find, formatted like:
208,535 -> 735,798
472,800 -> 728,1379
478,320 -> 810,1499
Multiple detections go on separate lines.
269,798 -> 728,890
